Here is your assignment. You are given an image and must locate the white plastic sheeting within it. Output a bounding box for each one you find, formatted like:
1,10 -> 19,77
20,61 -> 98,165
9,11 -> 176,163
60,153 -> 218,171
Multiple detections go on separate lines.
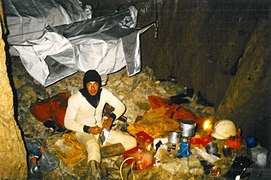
13,32 -> 76,86
13,6 -> 151,87
4,0 -> 89,44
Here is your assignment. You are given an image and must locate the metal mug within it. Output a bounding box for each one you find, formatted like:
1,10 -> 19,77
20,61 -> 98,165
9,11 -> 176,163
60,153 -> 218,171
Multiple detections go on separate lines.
168,131 -> 179,145
205,142 -> 218,155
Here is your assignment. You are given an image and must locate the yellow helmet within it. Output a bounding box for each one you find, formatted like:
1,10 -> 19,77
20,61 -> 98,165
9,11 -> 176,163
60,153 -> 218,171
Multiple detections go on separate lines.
212,120 -> 237,139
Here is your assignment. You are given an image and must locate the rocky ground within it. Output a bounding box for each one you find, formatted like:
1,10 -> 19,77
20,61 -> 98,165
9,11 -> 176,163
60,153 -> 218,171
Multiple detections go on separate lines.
10,56 -> 267,179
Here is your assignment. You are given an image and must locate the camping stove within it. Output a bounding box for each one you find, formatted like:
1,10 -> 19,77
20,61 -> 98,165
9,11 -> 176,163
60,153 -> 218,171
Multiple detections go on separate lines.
176,137 -> 191,157
176,120 -> 196,158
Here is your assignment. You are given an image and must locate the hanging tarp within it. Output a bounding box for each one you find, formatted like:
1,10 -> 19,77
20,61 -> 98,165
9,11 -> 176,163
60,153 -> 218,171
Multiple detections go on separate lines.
13,6 -> 151,87
3,0 -> 89,44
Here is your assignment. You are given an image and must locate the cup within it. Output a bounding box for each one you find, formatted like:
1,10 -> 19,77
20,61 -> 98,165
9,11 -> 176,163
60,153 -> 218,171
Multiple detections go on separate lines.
205,142 -> 218,155
168,131 -> 179,145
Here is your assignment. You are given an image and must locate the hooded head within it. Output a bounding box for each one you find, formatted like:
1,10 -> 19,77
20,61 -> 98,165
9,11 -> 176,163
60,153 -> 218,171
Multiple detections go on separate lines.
79,70 -> 102,108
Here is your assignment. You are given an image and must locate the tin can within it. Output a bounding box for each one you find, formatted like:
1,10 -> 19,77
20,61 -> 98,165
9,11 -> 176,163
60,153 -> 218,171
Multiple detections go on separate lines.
167,144 -> 172,152
172,144 -> 176,150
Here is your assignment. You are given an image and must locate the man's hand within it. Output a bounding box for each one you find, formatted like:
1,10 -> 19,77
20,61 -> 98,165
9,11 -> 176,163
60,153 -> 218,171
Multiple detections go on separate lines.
102,117 -> 113,131
90,126 -> 102,135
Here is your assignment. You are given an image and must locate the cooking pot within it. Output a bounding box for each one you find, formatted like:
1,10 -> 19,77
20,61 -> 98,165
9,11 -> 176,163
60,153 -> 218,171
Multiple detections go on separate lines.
179,120 -> 195,138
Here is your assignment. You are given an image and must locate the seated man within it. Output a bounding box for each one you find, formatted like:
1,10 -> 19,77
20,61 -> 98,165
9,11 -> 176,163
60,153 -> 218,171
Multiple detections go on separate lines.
64,70 -> 137,179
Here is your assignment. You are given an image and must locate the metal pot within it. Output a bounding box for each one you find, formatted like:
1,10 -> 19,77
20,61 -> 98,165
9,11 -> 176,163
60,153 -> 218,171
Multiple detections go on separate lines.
179,120 -> 195,138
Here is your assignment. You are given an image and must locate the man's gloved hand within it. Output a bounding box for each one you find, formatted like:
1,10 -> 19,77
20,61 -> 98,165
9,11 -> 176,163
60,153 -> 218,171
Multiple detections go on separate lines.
90,126 -> 102,135
102,117 -> 113,131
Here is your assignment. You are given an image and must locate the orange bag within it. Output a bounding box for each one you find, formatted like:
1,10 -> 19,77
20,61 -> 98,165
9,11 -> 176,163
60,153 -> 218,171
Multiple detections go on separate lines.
148,96 -> 169,109
226,137 -> 241,149
165,104 -> 195,120
30,92 -> 71,129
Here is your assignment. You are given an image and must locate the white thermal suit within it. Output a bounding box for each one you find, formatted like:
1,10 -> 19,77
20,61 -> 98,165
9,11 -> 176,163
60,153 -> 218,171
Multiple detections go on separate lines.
64,88 -> 137,163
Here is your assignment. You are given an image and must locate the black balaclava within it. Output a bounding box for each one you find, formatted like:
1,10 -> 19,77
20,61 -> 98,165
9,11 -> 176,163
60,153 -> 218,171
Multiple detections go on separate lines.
79,70 -> 102,108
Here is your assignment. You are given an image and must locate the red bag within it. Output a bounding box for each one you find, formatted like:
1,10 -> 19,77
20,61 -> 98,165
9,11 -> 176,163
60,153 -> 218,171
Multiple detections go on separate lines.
30,92 -> 71,130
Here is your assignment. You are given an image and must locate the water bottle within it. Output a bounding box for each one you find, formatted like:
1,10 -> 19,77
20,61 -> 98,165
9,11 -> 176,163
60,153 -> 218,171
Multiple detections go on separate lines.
28,156 -> 43,179
38,146 -> 60,172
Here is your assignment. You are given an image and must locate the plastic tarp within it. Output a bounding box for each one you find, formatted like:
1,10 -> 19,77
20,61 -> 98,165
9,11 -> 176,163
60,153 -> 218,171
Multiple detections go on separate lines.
13,6 -> 151,87
4,0 -> 89,44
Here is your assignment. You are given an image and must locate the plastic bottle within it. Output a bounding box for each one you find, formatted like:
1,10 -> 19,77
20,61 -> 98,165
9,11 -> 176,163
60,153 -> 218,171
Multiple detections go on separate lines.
28,156 -> 43,179
38,146 -> 60,172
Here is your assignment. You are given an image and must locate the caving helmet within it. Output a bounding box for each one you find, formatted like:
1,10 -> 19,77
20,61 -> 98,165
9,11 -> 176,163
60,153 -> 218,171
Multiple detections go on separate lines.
211,120 -> 237,139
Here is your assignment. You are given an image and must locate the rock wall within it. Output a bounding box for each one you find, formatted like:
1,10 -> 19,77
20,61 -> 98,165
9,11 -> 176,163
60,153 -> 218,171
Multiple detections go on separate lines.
0,1 -> 27,178
215,19 -> 271,148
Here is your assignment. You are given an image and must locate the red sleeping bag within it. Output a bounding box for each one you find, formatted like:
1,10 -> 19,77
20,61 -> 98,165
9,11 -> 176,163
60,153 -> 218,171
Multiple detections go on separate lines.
30,92 -> 71,130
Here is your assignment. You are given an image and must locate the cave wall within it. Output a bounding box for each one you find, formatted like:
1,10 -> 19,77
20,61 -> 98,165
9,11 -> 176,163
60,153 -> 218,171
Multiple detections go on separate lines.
92,0 -> 271,149
0,1 -> 27,178
138,0 -> 269,103
216,18 -> 271,149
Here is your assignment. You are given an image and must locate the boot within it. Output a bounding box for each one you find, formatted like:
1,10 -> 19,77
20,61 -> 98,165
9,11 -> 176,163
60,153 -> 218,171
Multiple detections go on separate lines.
88,160 -> 101,180
101,143 -> 125,158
